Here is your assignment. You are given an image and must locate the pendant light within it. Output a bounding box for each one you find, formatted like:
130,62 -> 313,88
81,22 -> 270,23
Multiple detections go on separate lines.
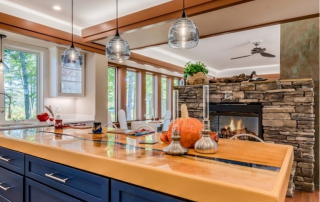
106,0 -> 130,61
168,0 -> 199,49
62,0 -> 83,68
0,34 -> 6,74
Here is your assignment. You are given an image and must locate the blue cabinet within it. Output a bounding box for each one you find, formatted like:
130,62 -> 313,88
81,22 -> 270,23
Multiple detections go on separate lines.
25,178 -> 82,202
0,146 -> 189,202
111,180 -> 186,202
0,166 -> 24,202
25,155 -> 109,202
0,147 -> 24,175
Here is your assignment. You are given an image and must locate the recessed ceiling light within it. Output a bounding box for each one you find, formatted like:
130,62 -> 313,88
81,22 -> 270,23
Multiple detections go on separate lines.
128,60 -> 137,63
145,64 -> 153,68
53,5 -> 61,10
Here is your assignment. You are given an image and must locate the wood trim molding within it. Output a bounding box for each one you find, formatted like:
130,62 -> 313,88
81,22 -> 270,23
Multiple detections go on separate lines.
130,53 -> 184,74
0,12 -> 105,54
109,62 -> 182,81
82,0 -> 254,42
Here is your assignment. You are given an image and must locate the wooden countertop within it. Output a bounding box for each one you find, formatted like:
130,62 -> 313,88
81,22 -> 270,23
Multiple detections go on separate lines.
0,127 -> 293,202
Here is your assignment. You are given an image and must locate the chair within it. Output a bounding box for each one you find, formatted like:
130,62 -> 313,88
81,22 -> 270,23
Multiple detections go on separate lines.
230,134 -> 264,143
162,110 -> 171,131
118,109 -> 128,129
102,111 -> 118,129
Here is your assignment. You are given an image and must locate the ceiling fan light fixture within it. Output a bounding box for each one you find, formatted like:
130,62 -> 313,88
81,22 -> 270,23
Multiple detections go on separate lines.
62,0 -> 83,68
168,0 -> 199,49
106,0 -> 130,61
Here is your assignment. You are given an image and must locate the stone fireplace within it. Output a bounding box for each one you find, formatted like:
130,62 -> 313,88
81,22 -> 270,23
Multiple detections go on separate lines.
175,78 -> 315,196
210,103 -> 262,140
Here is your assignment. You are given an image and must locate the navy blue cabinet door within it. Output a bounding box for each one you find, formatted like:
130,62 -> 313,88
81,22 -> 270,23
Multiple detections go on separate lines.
111,180 -> 187,202
25,155 -> 109,202
25,178 -> 83,202
0,166 -> 23,202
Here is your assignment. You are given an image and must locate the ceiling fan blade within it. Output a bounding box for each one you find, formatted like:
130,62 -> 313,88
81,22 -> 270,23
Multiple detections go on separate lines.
231,55 -> 252,60
260,52 -> 275,58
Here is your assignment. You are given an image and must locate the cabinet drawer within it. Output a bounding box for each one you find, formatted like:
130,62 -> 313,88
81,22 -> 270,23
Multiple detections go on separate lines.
0,147 -> 24,174
25,178 -> 82,202
25,155 -> 109,202
111,180 -> 187,202
0,166 -> 23,202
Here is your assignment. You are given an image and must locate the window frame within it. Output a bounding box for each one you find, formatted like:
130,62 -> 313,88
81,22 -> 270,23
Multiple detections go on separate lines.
107,66 -> 117,122
145,72 -> 154,119
161,76 -> 169,117
126,69 -> 137,121
1,42 -> 44,122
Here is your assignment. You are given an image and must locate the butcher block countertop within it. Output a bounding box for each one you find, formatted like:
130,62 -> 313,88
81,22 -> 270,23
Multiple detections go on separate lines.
0,127 -> 293,202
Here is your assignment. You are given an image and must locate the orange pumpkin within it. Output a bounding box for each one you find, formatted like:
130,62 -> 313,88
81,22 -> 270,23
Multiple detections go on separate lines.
167,104 -> 203,148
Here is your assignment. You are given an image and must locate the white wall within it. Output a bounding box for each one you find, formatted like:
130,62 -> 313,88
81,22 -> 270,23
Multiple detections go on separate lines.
75,52 -> 108,124
94,54 -> 108,124
2,33 -> 108,122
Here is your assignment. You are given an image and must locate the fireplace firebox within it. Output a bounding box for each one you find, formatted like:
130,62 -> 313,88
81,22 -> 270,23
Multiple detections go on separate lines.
209,104 -> 263,140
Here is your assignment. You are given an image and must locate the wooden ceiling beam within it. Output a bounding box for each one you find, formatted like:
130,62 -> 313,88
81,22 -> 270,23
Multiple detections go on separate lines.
82,0 -> 254,43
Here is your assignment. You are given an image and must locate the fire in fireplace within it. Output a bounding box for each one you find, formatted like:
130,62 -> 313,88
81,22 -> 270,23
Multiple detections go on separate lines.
218,117 -> 258,138
210,104 -> 263,141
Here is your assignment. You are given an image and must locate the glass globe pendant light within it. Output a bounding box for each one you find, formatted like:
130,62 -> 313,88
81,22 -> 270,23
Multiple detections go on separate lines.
0,34 -> 6,74
168,0 -> 199,49
61,0 -> 83,68
106,0 -> 130,61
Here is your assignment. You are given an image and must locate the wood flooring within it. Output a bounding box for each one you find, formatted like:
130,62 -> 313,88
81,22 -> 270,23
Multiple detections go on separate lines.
285,190 -> 319,202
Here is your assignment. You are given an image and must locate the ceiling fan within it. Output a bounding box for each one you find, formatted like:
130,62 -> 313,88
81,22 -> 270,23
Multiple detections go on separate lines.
231,41 -> 276,60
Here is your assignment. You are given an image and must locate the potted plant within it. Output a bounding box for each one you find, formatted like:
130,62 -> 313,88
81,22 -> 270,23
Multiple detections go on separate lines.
184,62 -> 209,85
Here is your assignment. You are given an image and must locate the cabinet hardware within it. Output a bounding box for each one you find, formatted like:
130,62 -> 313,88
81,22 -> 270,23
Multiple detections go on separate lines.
0,183 -> 11,191
0,156 -> 11,162
45,173 -> 69,183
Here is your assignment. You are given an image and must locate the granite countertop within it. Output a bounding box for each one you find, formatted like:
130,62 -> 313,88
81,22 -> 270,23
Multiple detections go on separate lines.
0,127 -> 293,202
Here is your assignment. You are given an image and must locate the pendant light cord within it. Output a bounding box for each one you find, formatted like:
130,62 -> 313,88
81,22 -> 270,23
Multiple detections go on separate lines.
71,0 -> 74,47
0,36 -> 2,62
182,0 -> 186,18
116,0 -> 119,36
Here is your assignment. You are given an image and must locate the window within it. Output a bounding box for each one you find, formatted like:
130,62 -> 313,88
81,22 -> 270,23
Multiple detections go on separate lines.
126,70 -> 136,121
174,78 -> 179,86
145,74 -> 153,119
161,77 -> 167,117
4,48 -> 39,121
108,67 -> 117,121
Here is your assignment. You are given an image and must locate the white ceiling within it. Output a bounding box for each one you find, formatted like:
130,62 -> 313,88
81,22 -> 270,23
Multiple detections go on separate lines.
133,25 -> 281,77
0,0 -> 318,77
0,0 -> 173,35
95,0 -> 319,49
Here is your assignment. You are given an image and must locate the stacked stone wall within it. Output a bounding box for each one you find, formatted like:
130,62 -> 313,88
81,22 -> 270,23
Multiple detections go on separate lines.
175,79 -> 315,196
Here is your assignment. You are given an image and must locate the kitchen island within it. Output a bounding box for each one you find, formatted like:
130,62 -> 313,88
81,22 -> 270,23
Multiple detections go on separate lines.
0,127 -> 293,202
